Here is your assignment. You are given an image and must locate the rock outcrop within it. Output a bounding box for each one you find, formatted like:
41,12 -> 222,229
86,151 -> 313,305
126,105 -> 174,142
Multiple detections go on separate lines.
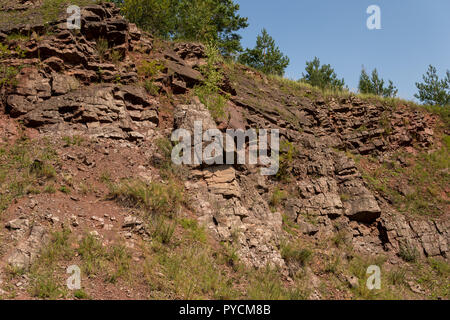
0,2 -> 447,273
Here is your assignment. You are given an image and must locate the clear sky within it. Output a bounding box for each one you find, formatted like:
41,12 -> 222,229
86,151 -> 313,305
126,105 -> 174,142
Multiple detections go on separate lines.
235,0 -> 450,101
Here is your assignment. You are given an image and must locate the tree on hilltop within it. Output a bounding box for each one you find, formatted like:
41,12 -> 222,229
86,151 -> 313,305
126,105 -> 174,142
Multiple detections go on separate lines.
238,28 -> 290,76
301,57 -> 345,91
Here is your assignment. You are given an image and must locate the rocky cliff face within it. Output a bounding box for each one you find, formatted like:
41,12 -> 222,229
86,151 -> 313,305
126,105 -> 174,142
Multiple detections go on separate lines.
0,2 -> 448,299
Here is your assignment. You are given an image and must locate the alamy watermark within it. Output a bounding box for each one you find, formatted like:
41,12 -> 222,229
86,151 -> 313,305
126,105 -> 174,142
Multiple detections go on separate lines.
367,5 -> 381,30
66,265 -> 81,290
67,5 -> 81,30
366,265 -> 381,290
171,121 -> 280,176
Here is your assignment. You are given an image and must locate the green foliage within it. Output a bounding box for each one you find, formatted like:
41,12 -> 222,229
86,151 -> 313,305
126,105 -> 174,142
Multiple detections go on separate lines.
0,137 -> 57,213
153,137 -> 187,179
247,266 -> 308,300
0,64 -> 20,88
194,43 -> 228,120
29,159 -> 56,179
6,33 -> 31,42
143,79 -> 159,95
415,65 -> 450,106
40,0 -> 93,22
96,37 -> 109,62
110,49 -> 123,65
138,60 -> 165,78
78,234 -> 132,281
62,135 -> 84,146
0,43 -> 11,59
105,244 -> 132,283
324,255 -> 340,274
280,242 -> 312,267
138,60 -> 164,95
358,68 -> 398,98
152,216 -> 177,244
428,258 -> 450,277
78,234 -> 107,277
398,242 -> 419,263
29,230 -> 73,299
331,230 -> 350,248
44,184 -> 56,194
387,268 -> 406,286
195,85 -> 228,120
179,218 -> 207,243
108,178 -> 184,217
154,244 -> 237,299
238,28 -> 290,76
301,57 -> 345,91
73,289 -> 90,300
276,140 -> 297,181
121,0 -> 248,56
269,187 -> 288,209
59,185 -> 71,194
359,136 -> 449,217
137,60 -> 164,95
30,272 -> 65,299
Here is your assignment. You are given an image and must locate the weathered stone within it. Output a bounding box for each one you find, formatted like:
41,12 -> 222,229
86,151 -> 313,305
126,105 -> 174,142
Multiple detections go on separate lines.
345,195 -> 381,223
297,220 -> 319,236
5,218 -> 29,231
7,225 -> 48,270
6,95 -> 34,117
14,67 -> 51,98
165,60 -> 203,87
52,73 -> 80,95
204,166 -> 241,198
122,215 -> 143,228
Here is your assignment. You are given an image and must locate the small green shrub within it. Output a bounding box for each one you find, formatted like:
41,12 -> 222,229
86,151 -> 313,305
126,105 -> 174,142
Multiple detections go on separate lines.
194,43 -> 229,121
111,49 -> 123,65
74,289 -> 90,300
138,60 -> 165,78
78,234 -> 107,277
0,43 -> 11,59
399,243 -> 419,263
62,135 -> 84,146
105,245 -> 132,283
29,159 -> 56,179
332,230 -> 349,248
428,258 -> 450,276
269,187 -> 287,209
247,266 -> 308,300
281,242 -> 312,267
28,230 -> 73,299
179,218 -> 207,243
324,255 -> 340,274
0,64 -> 20,88
59,185 -> 71,194
276,140 -> 297,181
96,37 -> 109,62
108,178 -> 184,217
152,216 -> 177,244
144,79 -> 160,95
388,268 -> 406,286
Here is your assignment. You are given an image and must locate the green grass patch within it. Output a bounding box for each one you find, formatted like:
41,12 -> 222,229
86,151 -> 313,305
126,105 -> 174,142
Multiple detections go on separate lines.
107,178 -> 185,217
0,137 -> 57,213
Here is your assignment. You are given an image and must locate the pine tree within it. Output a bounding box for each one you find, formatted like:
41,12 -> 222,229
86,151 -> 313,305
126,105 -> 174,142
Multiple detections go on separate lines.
414,65 -> 450,106
301,57 -> 345,90
238,29 -> 290,76
121,0 -> 248,57
358,68 -> 398,98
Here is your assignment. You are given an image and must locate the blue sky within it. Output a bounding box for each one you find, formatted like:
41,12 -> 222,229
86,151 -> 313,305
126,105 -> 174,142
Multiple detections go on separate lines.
235,0 -> 450,100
